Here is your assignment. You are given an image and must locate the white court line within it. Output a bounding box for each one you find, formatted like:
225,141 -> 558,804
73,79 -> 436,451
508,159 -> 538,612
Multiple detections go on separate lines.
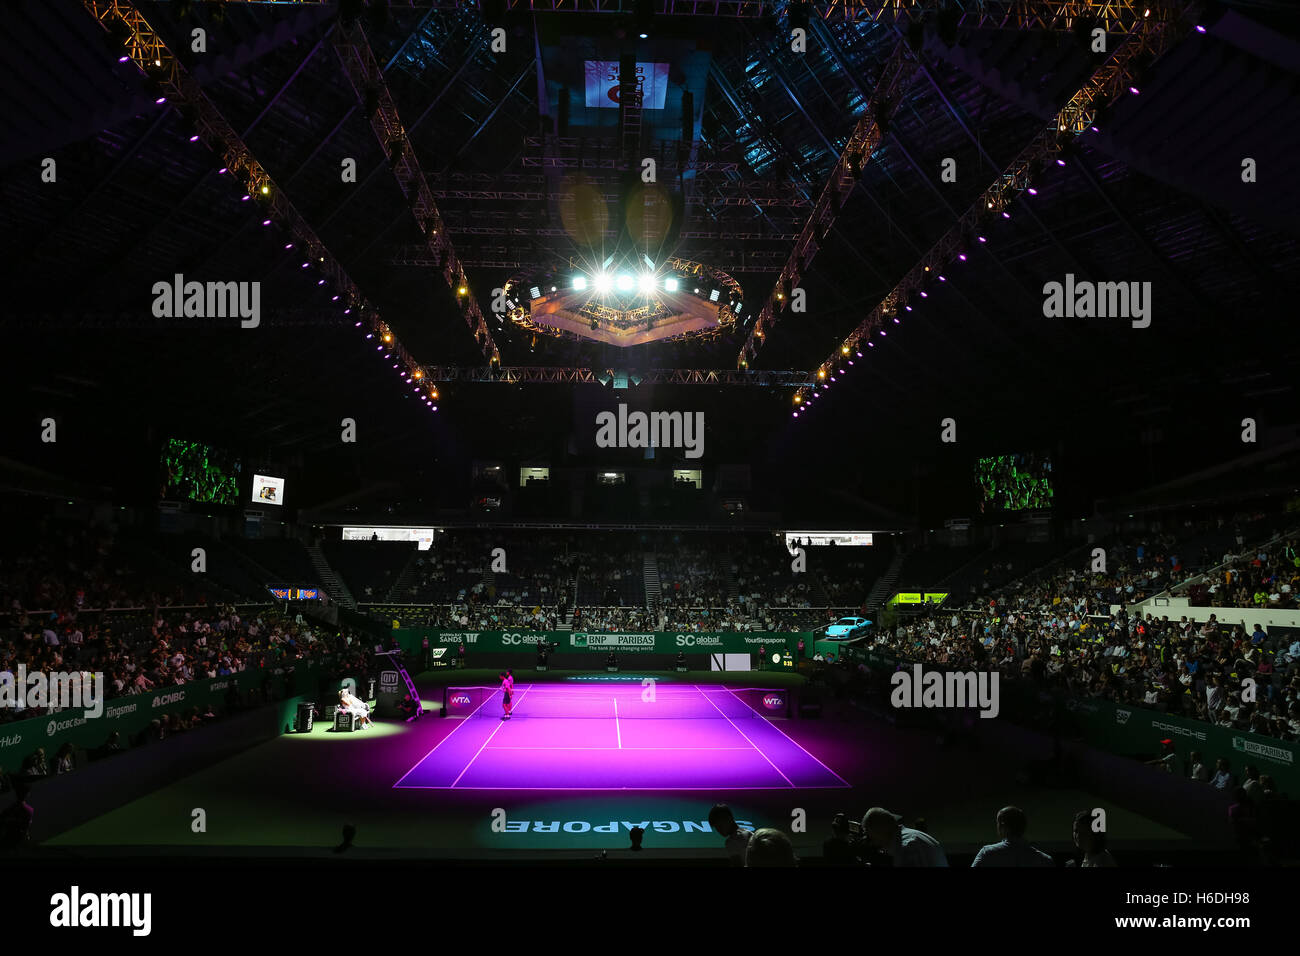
392,684 -> 497,787
479,746 -> 756,751
723,687 -> 853,787
696,684 -> 795,788
449,686 -> 532,788
614,698 -> 621,749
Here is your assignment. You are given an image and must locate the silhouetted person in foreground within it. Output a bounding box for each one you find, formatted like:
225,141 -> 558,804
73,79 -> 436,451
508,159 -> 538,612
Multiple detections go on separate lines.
747,828 -> 798,867
334,824 -> 357,854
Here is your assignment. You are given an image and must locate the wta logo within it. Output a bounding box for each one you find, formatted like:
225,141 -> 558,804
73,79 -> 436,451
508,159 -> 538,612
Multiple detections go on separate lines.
449,694 -> 472,707
762,694 -> 785,710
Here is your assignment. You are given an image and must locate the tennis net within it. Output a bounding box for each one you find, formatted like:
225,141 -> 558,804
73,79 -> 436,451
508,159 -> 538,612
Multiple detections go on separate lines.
441,686 -> 789,719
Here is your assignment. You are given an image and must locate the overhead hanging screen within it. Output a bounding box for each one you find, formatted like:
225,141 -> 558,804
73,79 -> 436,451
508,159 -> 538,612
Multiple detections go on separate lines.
584,61 -> 670,109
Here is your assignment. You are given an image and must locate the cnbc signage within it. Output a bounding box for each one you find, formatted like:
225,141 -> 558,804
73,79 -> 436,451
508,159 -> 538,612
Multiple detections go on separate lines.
889,592 -> 949,605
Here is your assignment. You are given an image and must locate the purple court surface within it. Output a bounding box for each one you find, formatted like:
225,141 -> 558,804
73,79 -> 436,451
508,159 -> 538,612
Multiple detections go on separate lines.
395,683 -> 849,791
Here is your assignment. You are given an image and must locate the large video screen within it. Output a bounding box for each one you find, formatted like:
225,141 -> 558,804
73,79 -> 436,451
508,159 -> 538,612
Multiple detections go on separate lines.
584,60 -> 670,109
251,474 -> 286,507
975,454 -> 1054,512
159,438 -> 242,506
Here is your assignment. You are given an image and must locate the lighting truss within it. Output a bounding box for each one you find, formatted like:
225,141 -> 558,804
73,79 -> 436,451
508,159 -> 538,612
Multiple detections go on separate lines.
201,2 -> 1184,34
80,1 -> 438,403
823,1 -> 1185,34
332,18 -> 499,362
796,1 -> 1201,402
738,38 -> 918,366
419,367 -> 815,385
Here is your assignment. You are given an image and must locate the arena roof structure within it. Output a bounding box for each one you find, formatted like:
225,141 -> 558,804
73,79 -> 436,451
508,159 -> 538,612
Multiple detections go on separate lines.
2,0 -> 1298,513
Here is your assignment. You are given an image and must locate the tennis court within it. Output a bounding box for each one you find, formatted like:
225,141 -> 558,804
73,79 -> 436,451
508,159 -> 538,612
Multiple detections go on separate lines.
394,682 -> 850,791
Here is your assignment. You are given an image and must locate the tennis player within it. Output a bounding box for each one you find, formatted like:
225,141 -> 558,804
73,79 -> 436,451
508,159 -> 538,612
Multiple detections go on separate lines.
500,672 -> 513,720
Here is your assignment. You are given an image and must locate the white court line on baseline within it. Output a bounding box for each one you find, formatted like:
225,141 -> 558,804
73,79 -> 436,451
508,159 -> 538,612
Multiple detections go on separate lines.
696,684 -> 795,788
723,686 -> 853,787
478,746 -> 757,751
392,683 -> 498,787
450,685 -> 532,788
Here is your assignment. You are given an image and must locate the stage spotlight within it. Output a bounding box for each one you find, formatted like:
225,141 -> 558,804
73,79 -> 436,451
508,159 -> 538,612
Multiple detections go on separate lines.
572,275 -> 588,291
594,272 -> 612,294
638,273 -> 656,295
664,277 -> 679,292
616,274 -> 634,291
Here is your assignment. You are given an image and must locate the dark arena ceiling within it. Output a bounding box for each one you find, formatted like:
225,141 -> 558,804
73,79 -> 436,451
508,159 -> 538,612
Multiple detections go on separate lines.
1,1 -> 1299,518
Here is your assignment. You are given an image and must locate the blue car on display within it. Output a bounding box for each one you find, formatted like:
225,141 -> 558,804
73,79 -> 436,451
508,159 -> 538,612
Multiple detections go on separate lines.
823,617 -> 872,640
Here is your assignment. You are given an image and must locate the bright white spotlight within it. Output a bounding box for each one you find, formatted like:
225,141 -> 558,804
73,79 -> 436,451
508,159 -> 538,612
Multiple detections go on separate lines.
616,274 -> 634,291
594,272 -> 612,294
638,273 -> 656,295
572,275 -> 588,291
664,277 -> 679,292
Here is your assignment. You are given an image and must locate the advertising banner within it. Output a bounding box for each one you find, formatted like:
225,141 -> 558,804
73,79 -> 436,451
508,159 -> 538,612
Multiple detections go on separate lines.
0,659 -> 330,766
394,629 -> 802,657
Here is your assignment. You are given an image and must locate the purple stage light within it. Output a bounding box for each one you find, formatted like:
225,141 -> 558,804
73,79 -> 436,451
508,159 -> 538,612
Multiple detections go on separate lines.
1129,85 -> 1141,95
904,304 -> 913,311
284,242 -> 293,249
241,194 -> 250,201
345,309 -> 353,315
938,275 -> 946,281
855,351 -> 862,357
217,167 -> 228,175
189,134 -> 200,143
1002,210 -> 1012,218
919,290 -> 928,298
1055,157 -> 1066,167
317,278 -> 325,285
332,295 -> 340,301
118,55 -> 129,63
365,333 -> 373,339
1027,187 -> 1038,196
1195,24 -> 1206,33
301,261 -> 309,268
958,253 -> 967,261
155,96 -> 166,104
977,235 -> 986,243
262,218 -> 271,226
893,317 -> 900,324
